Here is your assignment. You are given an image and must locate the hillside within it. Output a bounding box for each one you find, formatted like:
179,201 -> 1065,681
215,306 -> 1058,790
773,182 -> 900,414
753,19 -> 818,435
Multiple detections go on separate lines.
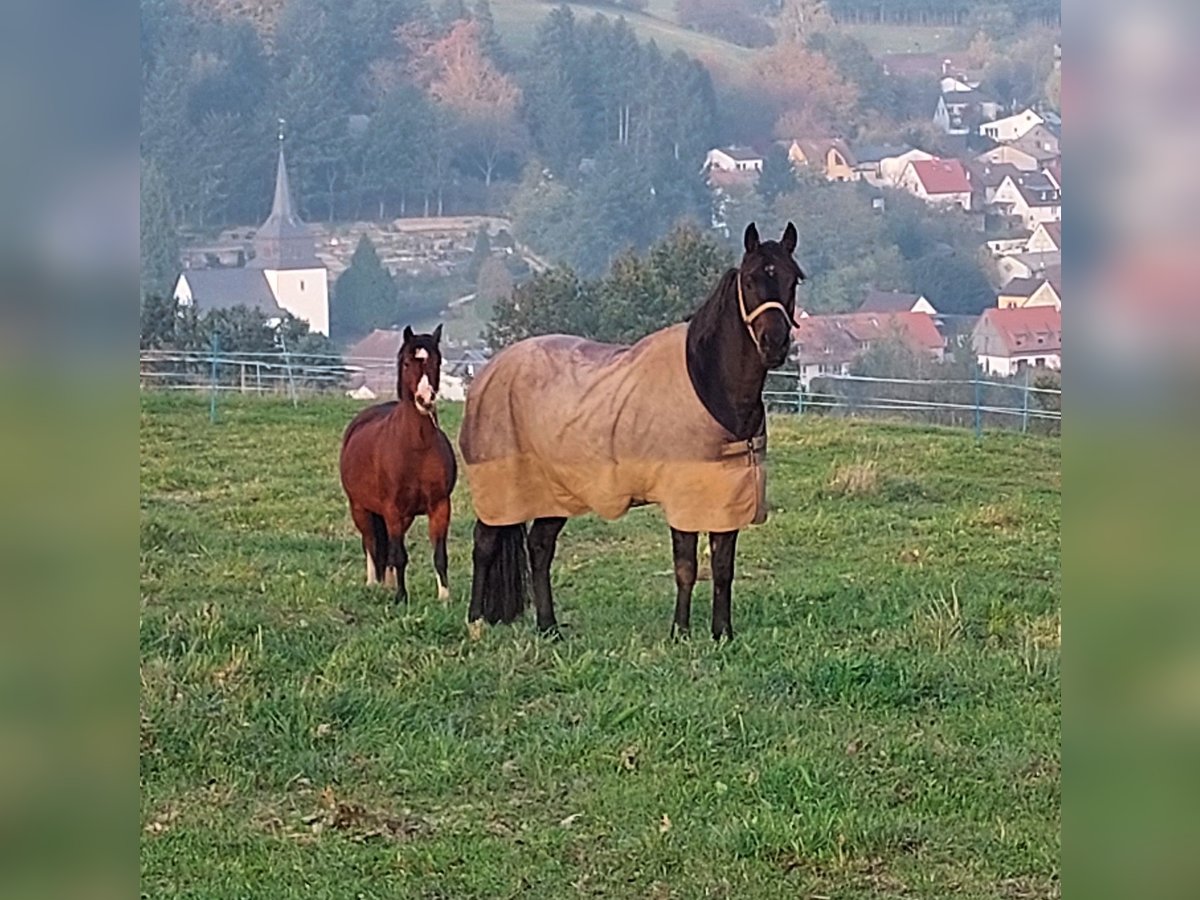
140,393 -> 1060,898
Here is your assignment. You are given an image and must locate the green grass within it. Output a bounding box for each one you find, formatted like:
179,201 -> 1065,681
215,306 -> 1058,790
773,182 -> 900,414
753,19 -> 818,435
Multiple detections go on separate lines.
141,393 -> 1060,898
490,0 -> 755,74
840,23 -> 967,56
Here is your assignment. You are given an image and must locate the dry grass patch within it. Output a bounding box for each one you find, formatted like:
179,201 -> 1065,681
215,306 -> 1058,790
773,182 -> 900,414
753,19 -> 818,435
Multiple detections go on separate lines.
826,459 -> 880,497
972,501 -> 1024,532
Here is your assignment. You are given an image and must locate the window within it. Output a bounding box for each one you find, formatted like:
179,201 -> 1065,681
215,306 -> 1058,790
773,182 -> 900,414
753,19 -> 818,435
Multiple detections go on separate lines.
1035,357 -> 1045,367
300,280 -> 305,291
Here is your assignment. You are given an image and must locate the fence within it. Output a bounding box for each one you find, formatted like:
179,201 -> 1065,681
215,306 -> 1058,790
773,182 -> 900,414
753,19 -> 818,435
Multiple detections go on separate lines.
141,349 -> 1061,435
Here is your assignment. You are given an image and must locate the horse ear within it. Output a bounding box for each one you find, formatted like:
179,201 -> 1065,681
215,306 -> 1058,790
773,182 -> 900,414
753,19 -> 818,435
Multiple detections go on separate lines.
781,222 -> 797,255
743,222 -> 760,254
402,325 -> 414,344
432,323 -> 443,345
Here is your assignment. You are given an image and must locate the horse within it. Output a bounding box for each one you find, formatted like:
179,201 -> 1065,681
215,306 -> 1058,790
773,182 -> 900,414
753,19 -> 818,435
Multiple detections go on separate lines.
459,222 -> 803,640
339,325 -> 457,605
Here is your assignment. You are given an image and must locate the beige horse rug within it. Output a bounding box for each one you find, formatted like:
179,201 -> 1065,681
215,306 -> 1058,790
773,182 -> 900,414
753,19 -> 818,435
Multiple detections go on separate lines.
459,323 -> 766,533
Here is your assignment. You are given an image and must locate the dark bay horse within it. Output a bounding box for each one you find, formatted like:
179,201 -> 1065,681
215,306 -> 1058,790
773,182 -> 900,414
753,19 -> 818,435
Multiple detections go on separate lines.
459,223 -> 803,640
340,325 -> 457,604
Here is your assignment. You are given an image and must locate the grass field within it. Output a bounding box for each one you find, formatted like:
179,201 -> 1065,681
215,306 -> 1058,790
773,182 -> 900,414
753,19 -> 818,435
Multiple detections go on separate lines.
140,393 -> 1060,898
489,1 -> 964,70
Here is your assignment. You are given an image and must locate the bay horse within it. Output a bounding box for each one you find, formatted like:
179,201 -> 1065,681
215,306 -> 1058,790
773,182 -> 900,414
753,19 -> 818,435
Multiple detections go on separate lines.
459,223 -> 803,640
339,325 -> 457,604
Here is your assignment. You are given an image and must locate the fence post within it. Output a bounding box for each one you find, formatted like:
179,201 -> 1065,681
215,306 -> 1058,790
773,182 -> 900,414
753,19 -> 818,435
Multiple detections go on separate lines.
240,362 -> 247,394
209,332 -> 219,424
796,353 -> 803,415
973,360 -> 982,441
1021,365 -> 1031,434
278,331 -> 299,408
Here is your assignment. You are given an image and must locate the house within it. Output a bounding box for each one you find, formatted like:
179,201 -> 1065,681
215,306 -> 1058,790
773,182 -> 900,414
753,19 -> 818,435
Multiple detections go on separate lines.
976,144 -> 1045,172
875,147 -> 936,187
997,268 -> 1061,310
705,146 -> 764,174
972,307 -> 1062,375
1010,123 -> 1060,160
782,138 -> 856,182
980,108 -> 1045,142
990,170 -> 1062,230
791,312 -> 945,388
934,90 -> 1002,136
1026,221 -> 1062,254
344,328 -> 467,400
173,143 -> 331,335
967,161 -> 1026,207
858,289 -> 938,315
898,158 -> 973,211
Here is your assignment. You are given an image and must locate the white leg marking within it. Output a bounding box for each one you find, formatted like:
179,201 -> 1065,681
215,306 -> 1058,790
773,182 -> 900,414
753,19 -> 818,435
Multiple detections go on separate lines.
366,551 -> 377,585
437,572 -> 449,602
384,566 -> 397,588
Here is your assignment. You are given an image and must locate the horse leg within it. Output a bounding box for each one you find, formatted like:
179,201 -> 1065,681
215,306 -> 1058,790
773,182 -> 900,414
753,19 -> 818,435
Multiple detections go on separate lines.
428,496 -> 451,602
350,505 -> 379,585
528,517 -> 566,637
710,530 -> 739,642
385,513 -> 413,605
669,528 -> 698,640
468,520 -> 500,634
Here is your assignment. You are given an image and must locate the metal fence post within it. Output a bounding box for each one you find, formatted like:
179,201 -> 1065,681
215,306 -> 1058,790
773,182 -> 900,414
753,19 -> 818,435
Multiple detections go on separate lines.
209,332 -> 219,424
973,360 -> 982,441
278,330 -> 299,408
1021,365 -> 1031,434
796,353 -> 803,415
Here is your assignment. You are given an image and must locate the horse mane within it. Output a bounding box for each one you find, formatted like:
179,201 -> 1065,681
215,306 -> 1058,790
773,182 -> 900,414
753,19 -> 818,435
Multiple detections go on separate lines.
686,267 -> 738,347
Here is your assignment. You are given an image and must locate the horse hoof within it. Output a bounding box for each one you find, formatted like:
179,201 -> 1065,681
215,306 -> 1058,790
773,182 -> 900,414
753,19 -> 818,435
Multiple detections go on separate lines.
671,627 -> 690,642
467,619 -> 485,642
539,625 -> 563,642
437,585 -> 450,602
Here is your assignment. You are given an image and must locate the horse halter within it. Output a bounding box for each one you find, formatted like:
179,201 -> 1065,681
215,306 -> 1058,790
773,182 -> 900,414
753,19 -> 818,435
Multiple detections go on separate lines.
736,269 -> 797,351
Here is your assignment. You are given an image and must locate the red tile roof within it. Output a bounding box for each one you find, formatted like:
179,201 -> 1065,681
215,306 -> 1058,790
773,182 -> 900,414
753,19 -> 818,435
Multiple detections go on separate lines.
976,307 -> 1062,356
792,312 -> 945,366
910,158 -> 972,195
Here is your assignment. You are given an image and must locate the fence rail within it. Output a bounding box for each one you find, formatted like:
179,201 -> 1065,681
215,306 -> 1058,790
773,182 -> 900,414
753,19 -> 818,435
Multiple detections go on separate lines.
140,349 -> 1061,434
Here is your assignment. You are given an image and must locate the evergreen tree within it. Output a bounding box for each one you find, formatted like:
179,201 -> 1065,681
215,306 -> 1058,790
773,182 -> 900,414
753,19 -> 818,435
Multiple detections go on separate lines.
331,236 -> 400,341
757,144 -> 798,204
140,157 -> 180,301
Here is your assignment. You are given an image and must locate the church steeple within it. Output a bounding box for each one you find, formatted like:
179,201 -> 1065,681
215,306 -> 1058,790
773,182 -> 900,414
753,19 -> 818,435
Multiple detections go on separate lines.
249,121 -> 320,270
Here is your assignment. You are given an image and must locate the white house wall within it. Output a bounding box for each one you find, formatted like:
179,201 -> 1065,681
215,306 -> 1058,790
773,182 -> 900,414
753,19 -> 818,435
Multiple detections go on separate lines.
263,268 -> 330,336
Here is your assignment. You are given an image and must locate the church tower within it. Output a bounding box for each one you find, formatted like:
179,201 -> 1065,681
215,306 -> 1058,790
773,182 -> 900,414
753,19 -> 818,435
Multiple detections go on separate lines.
249,130 -> 329,335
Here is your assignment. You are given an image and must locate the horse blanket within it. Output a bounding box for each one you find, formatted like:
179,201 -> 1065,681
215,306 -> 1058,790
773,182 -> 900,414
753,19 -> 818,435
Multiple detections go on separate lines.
460,323 -> 766,533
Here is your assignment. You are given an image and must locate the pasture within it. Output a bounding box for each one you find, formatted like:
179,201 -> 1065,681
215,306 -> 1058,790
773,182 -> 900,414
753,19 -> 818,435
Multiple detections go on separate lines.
140,393 -> 1059,898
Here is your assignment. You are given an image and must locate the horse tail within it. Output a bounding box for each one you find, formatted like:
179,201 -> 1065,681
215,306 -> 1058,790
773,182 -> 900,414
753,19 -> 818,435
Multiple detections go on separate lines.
370,512 -> 389,576
480,523 -> 529,624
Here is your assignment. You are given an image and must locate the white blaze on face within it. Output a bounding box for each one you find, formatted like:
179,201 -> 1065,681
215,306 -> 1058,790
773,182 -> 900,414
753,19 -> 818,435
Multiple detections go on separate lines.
414,348 -> 428,360
415,372 -> 436,409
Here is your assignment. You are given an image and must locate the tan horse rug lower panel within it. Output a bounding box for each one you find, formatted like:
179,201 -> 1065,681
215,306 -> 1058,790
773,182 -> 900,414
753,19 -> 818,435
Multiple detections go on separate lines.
459,324 -> 766,533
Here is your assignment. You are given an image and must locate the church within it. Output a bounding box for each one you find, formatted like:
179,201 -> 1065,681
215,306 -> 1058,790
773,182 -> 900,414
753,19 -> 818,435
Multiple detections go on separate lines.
173,143 -> 330,335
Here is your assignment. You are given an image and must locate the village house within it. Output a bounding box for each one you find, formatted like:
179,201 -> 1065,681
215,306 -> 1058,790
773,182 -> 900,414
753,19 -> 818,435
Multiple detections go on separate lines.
990,170 -> 1062,230
791,312 -> 945,388
997,268 -> 1062,311
980,108 -> 1045,142
934,89 -> 1002,137
704,146 -> 764,174
898,158 -> 973,211
782,138 -> 857,182
173,143 -> 331,335
972,307 -> 1062,375
1011,123 -> 1061,160
857,289 -> 938,315
344,328 -> 466,400
976,143 -> 1045,172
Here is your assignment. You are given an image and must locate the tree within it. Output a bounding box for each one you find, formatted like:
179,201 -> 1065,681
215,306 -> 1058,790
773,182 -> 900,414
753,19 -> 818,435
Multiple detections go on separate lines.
330,236 -> 400,341
908,250 -> 996,315
359,87 -> 436,217
757,143 -> 798,204
488,266 -> 594,348
775,0 -> 833,46
467,227 -> 491,279
476,256 -> 513,305
755,45 -> 859,137
140,157 -> 180,301
408,19 -> 525,186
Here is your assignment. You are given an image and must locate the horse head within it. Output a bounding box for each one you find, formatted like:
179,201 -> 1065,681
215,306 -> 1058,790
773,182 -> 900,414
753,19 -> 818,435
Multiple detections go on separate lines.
738,222 -> 805,370
398,324 -> 443,416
